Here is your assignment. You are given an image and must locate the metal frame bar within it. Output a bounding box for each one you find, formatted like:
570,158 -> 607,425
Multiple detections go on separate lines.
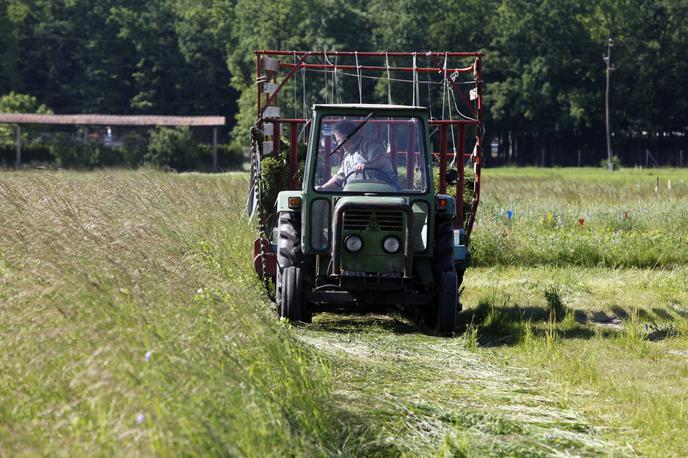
280,62 -> 474,74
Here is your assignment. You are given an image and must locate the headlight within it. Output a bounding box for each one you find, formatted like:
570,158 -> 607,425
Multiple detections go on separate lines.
345,234 -> 363,252
382,236 -> 401,254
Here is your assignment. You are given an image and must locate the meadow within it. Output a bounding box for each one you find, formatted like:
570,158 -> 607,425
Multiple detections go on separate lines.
0,167 -> 686,456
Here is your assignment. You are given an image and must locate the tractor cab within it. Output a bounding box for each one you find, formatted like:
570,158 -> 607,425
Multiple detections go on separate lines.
304,105 -> 434,286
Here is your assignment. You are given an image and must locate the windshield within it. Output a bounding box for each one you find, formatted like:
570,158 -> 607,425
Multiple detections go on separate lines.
313,115 -> 428,194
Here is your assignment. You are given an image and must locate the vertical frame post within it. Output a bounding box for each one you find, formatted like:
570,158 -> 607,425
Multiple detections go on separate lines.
456,124 -> 465,229
439,124 -> 447,194
290,122 -> 298,189
273,121 -> 281,194
406,124 -> 414,189
389,124 -> 397,170
256,51 -> 262,124
212,127 -> 218,172
324,128 -> 332,180
15,125 -> 21,168
466,56 -> 483,243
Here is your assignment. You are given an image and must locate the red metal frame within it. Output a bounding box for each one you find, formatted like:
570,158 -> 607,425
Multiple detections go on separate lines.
254,50 -> 483,242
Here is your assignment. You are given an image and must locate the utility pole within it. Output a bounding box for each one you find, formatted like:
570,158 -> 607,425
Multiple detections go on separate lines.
603,38 -> 614,170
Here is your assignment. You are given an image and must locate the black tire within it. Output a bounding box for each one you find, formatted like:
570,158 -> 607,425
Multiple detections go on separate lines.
275,211 -> 310,321
433,219 -> 454,274
279,266 -> 304,322
277,212 -> 303,269
436,271 -> 458,335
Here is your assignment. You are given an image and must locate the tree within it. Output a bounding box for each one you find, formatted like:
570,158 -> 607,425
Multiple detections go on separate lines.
0,92 -> 52,143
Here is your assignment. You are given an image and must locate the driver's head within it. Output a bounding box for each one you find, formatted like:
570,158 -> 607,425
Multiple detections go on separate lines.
333,119 -> 360,153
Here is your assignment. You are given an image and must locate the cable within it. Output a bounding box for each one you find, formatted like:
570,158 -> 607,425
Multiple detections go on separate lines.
301,60 -> 307,119
355,51 -> 362,103
385,52 -> 392,105
448,84 -> 478,121
441,53 -> 448,120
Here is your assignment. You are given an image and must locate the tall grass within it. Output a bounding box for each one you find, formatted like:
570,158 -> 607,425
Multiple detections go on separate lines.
0,171 -> 353,456
471,167 -> 688,267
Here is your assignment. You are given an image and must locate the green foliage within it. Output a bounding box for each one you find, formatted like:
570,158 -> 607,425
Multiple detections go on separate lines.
121,130 -> 149,167
145,127 -> 200,171
599,154 -> 622,170
2,0 -> 687,167
433,167 -> 475,228
0,143 -> 52,166
0,92 -> 52,144
198,143 -> 246,171
49,134 -> 101,168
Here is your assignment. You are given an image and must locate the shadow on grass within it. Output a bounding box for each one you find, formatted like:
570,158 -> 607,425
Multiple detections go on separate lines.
307,297 -> 686,345
458,293 -> 687,347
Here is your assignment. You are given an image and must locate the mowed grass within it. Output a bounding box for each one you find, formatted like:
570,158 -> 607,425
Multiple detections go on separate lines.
459,167 -> 688,456
0,170 -> 357,456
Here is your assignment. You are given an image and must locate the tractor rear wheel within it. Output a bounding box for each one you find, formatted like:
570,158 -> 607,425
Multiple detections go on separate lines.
435,271 -> 458,335
279,266 -> 305,322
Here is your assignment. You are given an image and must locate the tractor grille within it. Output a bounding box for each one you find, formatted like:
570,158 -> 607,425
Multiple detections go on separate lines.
343,209 -> 404,231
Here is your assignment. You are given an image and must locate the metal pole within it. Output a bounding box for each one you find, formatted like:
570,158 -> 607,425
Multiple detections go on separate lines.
212,127 -> 218,172
680,149 -> 683,168
15,125 -> 21,168
439,125 -> 447,194
604,38 -> 614,171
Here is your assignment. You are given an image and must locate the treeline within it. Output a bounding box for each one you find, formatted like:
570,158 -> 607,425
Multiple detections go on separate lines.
1,0 -> 687,167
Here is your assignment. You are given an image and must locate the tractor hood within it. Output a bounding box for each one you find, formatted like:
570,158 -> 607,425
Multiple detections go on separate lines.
334,195 -> 407,209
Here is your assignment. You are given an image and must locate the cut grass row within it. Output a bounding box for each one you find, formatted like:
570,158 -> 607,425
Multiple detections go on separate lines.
461,266 -> 688,457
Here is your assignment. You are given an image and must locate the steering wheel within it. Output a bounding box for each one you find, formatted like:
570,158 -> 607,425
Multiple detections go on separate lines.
342,167 -> 395,187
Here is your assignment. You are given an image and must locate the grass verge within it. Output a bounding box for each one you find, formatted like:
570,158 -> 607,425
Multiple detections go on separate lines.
0,170 -> 354,456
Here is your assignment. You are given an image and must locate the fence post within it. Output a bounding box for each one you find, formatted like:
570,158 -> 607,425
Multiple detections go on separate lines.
680,150 -> 684,168
212,127 -> 218,172
577,149 -> 581,167
15,125 -> 21,168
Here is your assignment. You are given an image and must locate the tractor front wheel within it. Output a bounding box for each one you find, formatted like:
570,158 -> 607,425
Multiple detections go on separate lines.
435,271 -> 458,335
279,266 -> 310,323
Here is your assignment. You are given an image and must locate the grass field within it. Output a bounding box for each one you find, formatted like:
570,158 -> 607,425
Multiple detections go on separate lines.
1,167 -> 687,456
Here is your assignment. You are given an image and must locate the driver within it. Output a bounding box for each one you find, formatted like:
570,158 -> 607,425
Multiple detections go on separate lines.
317,119 -> 398,191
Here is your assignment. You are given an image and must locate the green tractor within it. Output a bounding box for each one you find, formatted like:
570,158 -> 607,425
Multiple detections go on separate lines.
250,51 -> 483,334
